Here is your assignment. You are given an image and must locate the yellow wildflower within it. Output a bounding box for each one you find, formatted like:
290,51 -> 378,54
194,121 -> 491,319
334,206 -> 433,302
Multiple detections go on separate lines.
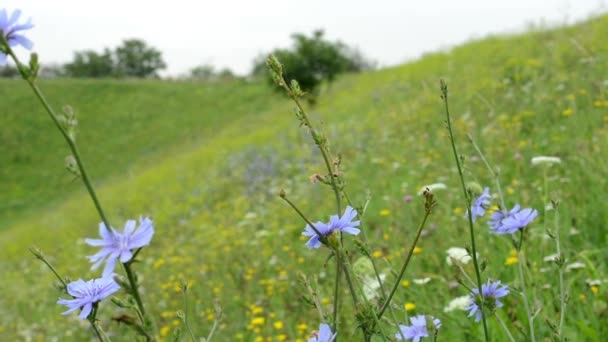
160,326 -> 171,337
372,250 -> 383,258
591,286 -> 599,295
405,303 -> 416,311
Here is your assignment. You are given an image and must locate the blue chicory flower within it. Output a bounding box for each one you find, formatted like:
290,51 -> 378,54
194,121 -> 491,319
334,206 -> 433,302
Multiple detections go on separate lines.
467,279 -> 510,322
308,323 -> 336,342
85,217 -> 154,277
57,277 -> 120,320
302,206 -> 360,249
470,187 -> 491,222
0,9 -> 34,65
488,204 -> 538,234
395,315 -> 441,341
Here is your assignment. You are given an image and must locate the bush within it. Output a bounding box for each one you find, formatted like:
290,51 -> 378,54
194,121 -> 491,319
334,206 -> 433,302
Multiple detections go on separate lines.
252,30 -> 374,98
64,39 -> 166,78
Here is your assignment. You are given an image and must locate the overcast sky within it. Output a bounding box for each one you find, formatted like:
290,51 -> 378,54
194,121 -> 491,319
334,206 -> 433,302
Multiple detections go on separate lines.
4,0 -> 606,76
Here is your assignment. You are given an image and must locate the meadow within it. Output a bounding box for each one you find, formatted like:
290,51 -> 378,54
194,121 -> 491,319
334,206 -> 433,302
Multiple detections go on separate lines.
1,13 -> 608,342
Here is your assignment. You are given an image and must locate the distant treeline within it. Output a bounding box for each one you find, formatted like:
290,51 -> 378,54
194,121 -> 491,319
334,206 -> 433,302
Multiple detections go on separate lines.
1,30 -> 374,94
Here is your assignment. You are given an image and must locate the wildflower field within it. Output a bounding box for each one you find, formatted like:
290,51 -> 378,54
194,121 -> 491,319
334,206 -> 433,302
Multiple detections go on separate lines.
1,11 -> 608,342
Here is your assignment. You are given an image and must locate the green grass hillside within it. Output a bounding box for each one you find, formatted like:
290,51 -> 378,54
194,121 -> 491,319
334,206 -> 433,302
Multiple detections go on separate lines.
0,79 -> 283,229
1,14 -> 608,341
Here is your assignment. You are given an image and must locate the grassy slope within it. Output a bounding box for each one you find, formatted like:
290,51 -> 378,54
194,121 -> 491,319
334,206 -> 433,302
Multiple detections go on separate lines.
1,15 -> 608,341
0,79 -> 281,229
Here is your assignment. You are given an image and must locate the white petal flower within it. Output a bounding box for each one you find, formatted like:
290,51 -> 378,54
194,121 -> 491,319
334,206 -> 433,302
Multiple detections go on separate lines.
417,183 -> 447,195
565,262 -> 586,271
543,253 -> 560,262
446,247 -> 472,265
362,274 -> 386,300
531,156 -> 562,166
413,277 -> 431,285
443,295 -> 471,312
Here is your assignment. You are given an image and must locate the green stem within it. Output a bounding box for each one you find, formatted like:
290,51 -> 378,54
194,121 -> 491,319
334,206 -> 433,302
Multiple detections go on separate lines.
554,204 -> 566,340
29,248 -> 68,290
11,53 -> 112,233
369,254 -> 405,341
378,208 -> 431,319
440,80 -> 489,341
205,317 -> 219,342
332,255 -> 341,337
279,194 -> 325,239
123,262 -> 146,319
469,135 -> 506,210
279,80 -> 342,214
516,231 -> 536,342
495,312 -> 516,342
88,306 -> 112,342
342,256 -> 359,307
182,287 -> 197,342
342,256 -> 389,342
7,47 -> 154,340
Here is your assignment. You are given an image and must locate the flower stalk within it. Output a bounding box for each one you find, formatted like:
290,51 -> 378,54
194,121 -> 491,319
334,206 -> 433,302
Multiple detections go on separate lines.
440,79 -> 489,341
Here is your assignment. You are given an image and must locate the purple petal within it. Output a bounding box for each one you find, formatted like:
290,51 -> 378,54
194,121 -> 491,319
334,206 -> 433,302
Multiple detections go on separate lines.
128,219 -> 154,248
119,249 -> 133,263
0,9 -> 7,26
79,302 -> 93,320
84,238 -> 107,247
341,227 -> 360,235
306,236 -> 321,249
10,34 -> 33,49
101,254 -> 119,277
7,9 -> 21,26
0,53 -> 7,65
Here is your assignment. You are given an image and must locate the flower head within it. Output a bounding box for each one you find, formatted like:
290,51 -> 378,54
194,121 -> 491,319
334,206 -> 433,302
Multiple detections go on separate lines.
445,247 -> 472,266
0,9 -> 34,65
531,156 -> 561,167
488,205 -> 537,235
466,280 -> 509,322
57,277 -> 120,320
85,217 -> 154,277
395,315 -> 441,341
470,187 -> 491,222
308,323 -> 336,342
302,206 -> 360,249
443,295 -> 471,312
302,221 -> 331,249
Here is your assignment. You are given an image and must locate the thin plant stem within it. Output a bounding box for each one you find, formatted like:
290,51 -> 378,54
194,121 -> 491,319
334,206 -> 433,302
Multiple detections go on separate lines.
8,49 -> 112,233
341,255 -> 359,307
495,312 -> 516,342
378,207 -> 432,319
369,255 -> 406,341
554,203 -> 566,339
276,71 -> 342,214
341,257 -> 390,342
29,248 -> 68,290
205,317 -> 219,342
516,231 -> 536,342
8,49 -> 152,334
88,306 -> 112,342
469,134 -> 506,210
332,254 -> 341,336
440,80 -> 490,341
182,286 -> 197,342
123,262 -> 146,319
279,194 -> 325,239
